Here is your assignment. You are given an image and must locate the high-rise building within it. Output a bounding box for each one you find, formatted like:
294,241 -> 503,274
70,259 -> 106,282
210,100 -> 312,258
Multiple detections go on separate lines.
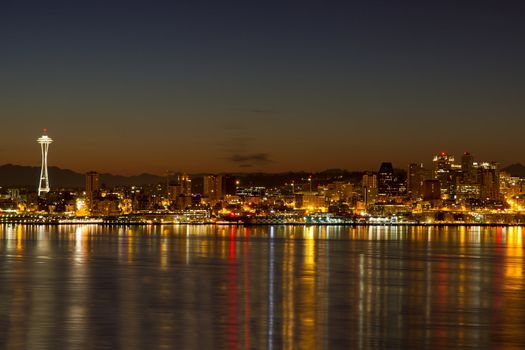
85,171 -> 100,212
203,175 -> 223,199
85,171 -> 100,194
167,174 -> 192,200
168,183 -> 183,199
362,172 -> 377,189
499,172 -> 522,198
479,162 -> 500,201
178,174 -> 192,196
422,179 -> 441,201
221,174 -> 237,196
407,163 -> 426,198
362,172 -> 378,205
457,152 -> 480,200
37,130 -> 53,196
378,162 -> 397,197
433,152 -> 459,199
203,174 -> 237,198
461,152 -> 477,184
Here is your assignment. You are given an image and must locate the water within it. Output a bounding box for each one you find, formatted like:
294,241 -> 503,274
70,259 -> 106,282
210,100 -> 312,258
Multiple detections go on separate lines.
0,225 -> 524,349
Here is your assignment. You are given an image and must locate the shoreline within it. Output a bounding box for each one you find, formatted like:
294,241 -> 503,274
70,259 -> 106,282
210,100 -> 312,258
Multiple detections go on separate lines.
1,221 -> 524,227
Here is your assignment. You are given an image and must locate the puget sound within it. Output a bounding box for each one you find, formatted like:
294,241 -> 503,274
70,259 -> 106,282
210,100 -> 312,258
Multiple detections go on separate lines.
1,224 -> 524,349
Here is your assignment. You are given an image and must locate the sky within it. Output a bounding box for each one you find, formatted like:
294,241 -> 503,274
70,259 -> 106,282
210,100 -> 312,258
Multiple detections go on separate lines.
1,0 -> 524,175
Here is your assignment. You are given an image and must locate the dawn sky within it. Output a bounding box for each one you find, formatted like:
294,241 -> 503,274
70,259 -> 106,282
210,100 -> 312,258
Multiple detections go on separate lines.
1,0 -> 524,175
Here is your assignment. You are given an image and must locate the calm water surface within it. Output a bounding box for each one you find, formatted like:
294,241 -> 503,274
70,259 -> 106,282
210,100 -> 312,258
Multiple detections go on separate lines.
0,225 -> 524,349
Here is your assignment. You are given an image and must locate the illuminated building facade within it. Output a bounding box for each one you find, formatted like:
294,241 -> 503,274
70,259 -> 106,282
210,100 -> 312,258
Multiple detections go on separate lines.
362,172 -> 378,205
479,162 -> 500,201
378,162 -> 398,197
3,134 -> 522,222
37,130 -> 53,196
433,152 -> 459,199
178,174 -> 192,196
167,174 -> 192,200
203,175 -> 222,200
203,174 -> 237,199
457,152 -> 480,200
500,172 -> 523,198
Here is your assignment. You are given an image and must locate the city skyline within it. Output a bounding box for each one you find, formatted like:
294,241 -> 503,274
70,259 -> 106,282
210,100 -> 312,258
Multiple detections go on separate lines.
2,1 -> 525,174
0,133 -> 521,178
2,2 -> 525,349
1,130 -> 523,177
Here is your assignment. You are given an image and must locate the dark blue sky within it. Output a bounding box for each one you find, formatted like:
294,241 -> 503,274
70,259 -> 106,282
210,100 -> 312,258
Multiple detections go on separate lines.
1,0 -> 524,174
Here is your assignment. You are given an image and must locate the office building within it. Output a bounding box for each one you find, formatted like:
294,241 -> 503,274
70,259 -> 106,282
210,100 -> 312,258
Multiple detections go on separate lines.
86,171 -> 100,194
203,175 -> 223,200
378,162 -> 398,197
479,162 -> 500,201
407,163 -> 426,198
433,152 -> 459,199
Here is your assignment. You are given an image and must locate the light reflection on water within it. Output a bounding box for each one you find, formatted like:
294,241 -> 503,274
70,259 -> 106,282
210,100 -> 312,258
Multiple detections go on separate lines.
0,225 -> 524,349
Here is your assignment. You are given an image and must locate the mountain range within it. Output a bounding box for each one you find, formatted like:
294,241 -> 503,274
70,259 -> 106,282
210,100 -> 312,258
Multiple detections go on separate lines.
0,164 -> 164,189
502,164 -> 525,178
0,163 -> 524,189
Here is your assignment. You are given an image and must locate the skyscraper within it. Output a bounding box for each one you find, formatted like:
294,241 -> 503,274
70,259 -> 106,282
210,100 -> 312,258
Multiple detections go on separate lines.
85,171 -> 100,212
221,174 -> 237,196
461,152 -> 476,184
362,172 -> 378,190
203,175 -> 223,200
167,174 -> 192,200
378,162 -> 396,197
37,130 -> 53,196
179,174 -> 192,196
407,163 -> 426,198
457,152 -> 480,201
362,172 -> 378,205
433,152 -> 458,199
479,162 -> 500,201
422,179 -> 441,201
85,171 -> 100,194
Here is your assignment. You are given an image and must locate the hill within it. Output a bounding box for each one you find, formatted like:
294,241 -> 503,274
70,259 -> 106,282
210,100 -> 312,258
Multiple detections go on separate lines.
503,164 -> 525,178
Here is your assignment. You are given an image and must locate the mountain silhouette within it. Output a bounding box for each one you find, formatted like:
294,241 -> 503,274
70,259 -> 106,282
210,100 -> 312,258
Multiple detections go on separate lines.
503,163 -> 525,178
0,164 -> 164,189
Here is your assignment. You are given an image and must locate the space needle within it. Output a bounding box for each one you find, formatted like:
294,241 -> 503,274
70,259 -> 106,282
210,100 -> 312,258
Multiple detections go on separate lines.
37,129 -> 53,196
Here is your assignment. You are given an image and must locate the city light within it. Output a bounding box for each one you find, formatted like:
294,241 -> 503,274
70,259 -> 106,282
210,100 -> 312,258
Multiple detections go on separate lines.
0,140 -> 523,225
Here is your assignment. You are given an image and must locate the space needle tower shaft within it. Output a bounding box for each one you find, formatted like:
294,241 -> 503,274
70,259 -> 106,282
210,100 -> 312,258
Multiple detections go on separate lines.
37,129 -> 53,196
